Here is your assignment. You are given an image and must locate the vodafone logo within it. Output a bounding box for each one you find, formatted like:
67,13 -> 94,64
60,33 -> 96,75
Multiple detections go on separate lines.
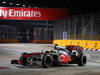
0,9 -> 41,18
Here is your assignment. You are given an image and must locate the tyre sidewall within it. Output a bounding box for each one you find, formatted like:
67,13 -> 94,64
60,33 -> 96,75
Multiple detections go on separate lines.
78,55 -> 87,66
42,54 -> 53,68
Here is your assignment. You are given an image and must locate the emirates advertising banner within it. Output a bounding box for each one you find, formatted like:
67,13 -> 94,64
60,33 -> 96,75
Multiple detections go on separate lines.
0,7 -> 69,20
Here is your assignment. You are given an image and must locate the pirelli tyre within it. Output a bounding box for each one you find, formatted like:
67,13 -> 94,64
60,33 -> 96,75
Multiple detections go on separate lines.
42,54 -> 53,68
77,55 -> 87,66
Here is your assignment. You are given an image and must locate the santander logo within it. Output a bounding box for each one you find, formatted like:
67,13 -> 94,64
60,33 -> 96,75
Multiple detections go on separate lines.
0,9 -> 41,18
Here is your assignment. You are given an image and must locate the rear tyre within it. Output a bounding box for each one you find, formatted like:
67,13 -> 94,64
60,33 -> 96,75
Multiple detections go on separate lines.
77,55 -> 87,66
42,54 -> 53,68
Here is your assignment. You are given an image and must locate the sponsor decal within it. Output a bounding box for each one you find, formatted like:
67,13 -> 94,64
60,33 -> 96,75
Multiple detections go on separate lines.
0,9 -> 41,18
0,7 -> 69,20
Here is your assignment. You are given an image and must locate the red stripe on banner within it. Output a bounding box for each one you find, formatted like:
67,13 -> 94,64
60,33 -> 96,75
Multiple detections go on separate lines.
0,7 -> 69,20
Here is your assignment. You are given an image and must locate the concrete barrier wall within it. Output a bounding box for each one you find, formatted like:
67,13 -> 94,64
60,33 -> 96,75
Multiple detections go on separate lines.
31,40 -> 53,44
53,40 -> 100,50
0,39 -> 19,43
0,40 -> 53,43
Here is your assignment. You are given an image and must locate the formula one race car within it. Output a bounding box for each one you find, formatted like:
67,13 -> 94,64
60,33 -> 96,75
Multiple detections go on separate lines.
11,45 -> 87,68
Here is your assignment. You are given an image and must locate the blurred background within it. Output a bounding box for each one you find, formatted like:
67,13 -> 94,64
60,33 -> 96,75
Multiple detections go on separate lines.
0,0 -> 100,43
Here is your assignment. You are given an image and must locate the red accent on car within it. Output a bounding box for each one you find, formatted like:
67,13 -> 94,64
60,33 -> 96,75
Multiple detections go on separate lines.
17,60 -> 22,64
59,54 -> 71,63
22,52 -> 46,58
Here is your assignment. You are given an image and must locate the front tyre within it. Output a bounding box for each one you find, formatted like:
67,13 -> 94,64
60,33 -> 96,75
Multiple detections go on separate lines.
42,54 -> 53,68
77,55 -> 87,66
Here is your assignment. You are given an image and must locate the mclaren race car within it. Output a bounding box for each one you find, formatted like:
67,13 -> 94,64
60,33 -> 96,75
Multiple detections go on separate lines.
11,45 -> 87,68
